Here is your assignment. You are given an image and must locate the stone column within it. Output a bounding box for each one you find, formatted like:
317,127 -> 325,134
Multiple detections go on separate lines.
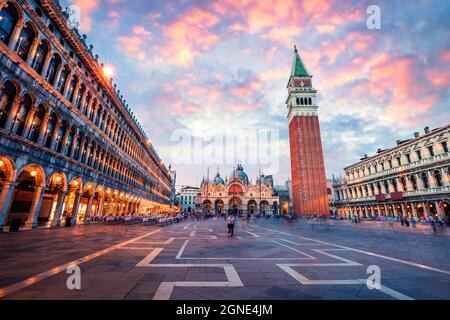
441,168 -> 449,186
96,196 -> 105,218
427,171 -> 436,188
62,75 -> 73,100
5,95 -> 23,131
411,204 -> 418,220
79,91 -> 88,111
52,64 -> 63,87
397,178 -> 404,192
71,81 -> 81,105
8,20 -> 26,51
69,130 -> 79,158
24,186 -> 46,229
423,202 -> 430,218
22,106 -> 38,138
400,203 -> 407,217
77,139 -> 86,162
435,201 -> 443,218
84,195 -> 94,222
37,113 -> 51,145
40,51 -> 53,77
84,142 -> 92,165
381,181 -> 387,194
0,182 -> 18,231
51,191 -> 67,227
26,38 -> 41,66
49,121 -> 61,149
71,191 -> 82,226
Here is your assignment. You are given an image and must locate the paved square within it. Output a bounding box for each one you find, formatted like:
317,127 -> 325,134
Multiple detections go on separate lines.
0,219 -> 449,300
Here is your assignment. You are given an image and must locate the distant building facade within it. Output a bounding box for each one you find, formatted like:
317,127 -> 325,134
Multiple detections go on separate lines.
0,0 -> 172,231
333,125 -> 450,220
178,186 -> 199,213
274,181 -> 292,215
196,165 -> 279,215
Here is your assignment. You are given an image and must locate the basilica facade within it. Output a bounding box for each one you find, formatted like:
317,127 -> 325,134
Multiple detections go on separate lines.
0,0 -> 172,231
195,165 -> 280,216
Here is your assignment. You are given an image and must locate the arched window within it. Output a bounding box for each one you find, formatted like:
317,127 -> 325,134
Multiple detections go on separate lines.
73,133 -> 82,159
66,76 -> 77,101
0,81 -> 16,128
81,140 -> 88,163
296,97 -> 300,105
410,175 -> 417,190
56,121 -> 69,152
95,105 -> 102,126
44,112 -> 57,148
12,94 -> 32,136
421,173 -> 429,189
0,2 -> 19,45
45,54 -> 61,85
309,97 -> 312,105
434,170 -> 443,187
28,104 -> 45,142
32,41 -> 49,74
300,98 -> 304,105
75,85 -> 85,108
63,127 -> 75,156
56,65 -> 69,94
16,23 -> 36,61
82,94 -> 91,115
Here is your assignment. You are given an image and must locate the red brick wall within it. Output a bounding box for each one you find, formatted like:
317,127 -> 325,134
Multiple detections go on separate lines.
289,115 -> 329,216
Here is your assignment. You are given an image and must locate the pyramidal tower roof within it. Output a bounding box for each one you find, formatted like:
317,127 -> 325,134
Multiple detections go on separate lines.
291,45 -> 310,77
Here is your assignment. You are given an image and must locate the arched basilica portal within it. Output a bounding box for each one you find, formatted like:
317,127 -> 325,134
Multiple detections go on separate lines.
195,165 -> 279,216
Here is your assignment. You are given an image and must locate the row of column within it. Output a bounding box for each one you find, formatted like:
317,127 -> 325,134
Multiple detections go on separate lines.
0,182 -> 143,230
338,168 -> 449,201
338,201 -> 447,220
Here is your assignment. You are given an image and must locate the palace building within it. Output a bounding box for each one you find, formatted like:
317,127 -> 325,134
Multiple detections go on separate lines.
0,0 -> 172,231
195,165 -> 280,216
287,46 -> 329,216
333,125 -> 450,220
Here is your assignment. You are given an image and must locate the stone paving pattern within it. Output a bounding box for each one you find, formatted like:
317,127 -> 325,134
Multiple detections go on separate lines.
0,217 -> 449,300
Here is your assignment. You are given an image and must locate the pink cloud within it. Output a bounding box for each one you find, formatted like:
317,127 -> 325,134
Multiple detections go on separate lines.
132,25 -> 152,37
155,7 -> 220,66
73,0 -> 100,33
116,35 -> 147,61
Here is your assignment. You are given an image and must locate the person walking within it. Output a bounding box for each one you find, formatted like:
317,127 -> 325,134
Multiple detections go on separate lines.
242,214 -> 248,229
227,215 -> 235,237
428,215 -> 436,232
400,215 -> 404,226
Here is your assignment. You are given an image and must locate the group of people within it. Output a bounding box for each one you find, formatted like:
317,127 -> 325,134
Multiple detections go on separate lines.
225,214 -> 249,237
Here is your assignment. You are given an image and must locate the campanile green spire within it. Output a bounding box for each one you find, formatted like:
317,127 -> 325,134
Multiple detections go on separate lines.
291,45 -> 310,77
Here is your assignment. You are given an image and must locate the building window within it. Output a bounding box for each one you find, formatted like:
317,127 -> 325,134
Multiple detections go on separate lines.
442,141 -> 448,153
427,146 -> 434,157
416,150 -> 422,161
405,153 -> 411,164
12,94 -> 32,136
33,41 -> 49,74
388,160 -> 392,169
0,4 -> 19,45
396,157 -> 401,166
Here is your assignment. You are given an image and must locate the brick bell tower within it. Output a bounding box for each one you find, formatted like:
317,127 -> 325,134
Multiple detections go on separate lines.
287,45 -> 329,216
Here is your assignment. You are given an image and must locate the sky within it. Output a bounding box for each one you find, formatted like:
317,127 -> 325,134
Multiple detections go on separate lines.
61,0 -> 450,188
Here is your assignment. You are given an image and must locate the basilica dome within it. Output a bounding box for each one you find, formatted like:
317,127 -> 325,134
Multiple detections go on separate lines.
214,172 -> 225,185
230,164 -> 249,184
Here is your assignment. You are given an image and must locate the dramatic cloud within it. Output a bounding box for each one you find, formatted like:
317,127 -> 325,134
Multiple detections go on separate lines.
61,0 -> 450,186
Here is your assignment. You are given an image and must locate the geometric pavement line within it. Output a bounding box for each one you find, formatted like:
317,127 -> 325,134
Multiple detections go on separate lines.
277,248 -> 414,300
134,247 -> 244,300
0,229 -> 162,299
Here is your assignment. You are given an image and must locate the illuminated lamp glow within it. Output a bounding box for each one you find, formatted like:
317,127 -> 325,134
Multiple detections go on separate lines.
103,65 -> 115,78
30,170 -> 38,177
